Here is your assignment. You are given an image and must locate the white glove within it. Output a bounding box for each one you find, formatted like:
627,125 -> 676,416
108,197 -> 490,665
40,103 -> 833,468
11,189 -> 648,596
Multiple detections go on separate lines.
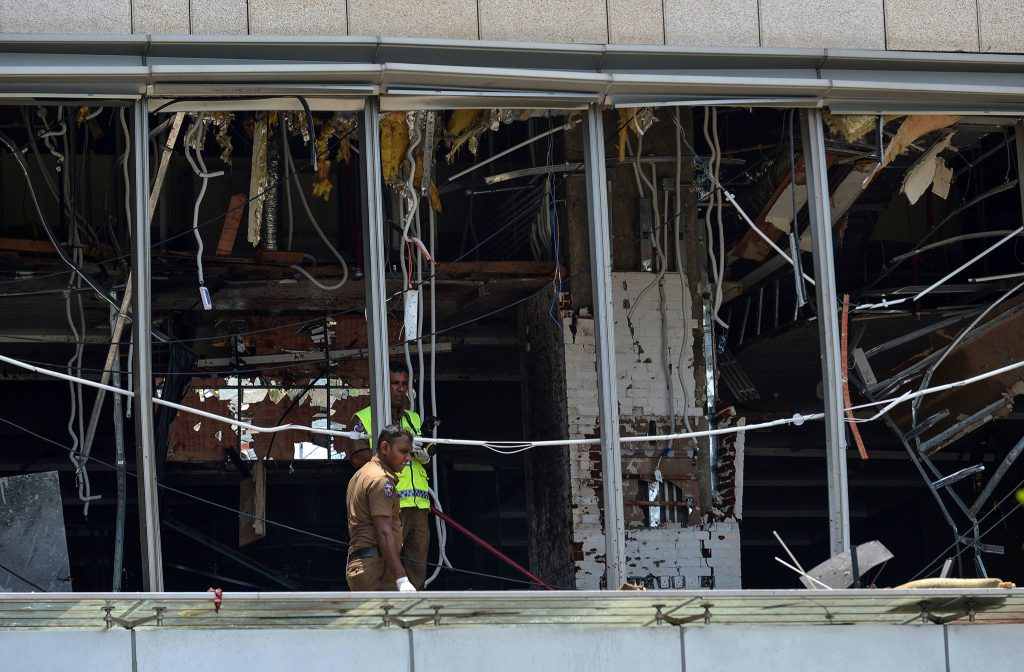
412,447 -> 431,465
396,576 -> 417,592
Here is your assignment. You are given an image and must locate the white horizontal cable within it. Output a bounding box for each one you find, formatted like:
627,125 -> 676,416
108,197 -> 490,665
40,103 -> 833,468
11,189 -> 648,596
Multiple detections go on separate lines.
416,413 -> 824,452
0,354 -> 364,441
845,357 -> 1024,423
3,351 -> 1024,453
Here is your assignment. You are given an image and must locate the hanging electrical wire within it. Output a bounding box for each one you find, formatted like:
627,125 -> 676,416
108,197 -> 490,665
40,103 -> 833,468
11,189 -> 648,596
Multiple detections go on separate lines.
183,120 -> 225,310
283,144 -> 349,291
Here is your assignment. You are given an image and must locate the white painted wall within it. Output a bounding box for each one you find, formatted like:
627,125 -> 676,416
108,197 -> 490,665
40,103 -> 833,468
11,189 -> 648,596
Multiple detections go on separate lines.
566,271 -> 741,590
4,0 -> 1020,54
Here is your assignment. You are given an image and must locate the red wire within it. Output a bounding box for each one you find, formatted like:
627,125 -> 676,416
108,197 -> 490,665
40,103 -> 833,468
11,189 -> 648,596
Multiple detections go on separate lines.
431,506 -> 555,590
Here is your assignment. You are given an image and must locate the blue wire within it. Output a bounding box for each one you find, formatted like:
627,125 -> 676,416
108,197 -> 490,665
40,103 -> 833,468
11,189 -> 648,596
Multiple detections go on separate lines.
545,123 -> 571,345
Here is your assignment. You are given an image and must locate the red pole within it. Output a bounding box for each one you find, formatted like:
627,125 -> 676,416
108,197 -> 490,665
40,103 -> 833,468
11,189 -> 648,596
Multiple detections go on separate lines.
430,506 -> 556,590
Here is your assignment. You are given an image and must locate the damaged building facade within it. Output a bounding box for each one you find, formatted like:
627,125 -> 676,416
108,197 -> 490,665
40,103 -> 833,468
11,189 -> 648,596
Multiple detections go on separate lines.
0,1 -> 1023,612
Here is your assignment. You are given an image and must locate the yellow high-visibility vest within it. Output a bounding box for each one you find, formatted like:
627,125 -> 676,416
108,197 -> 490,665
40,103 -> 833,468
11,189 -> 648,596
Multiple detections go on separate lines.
353,407 -> 430,510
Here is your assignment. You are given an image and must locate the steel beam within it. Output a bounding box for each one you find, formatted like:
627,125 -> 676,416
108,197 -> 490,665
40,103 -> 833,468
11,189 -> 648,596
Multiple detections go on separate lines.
801,109 -> 850,555
359,97 -> 392,439
130,99 -> 164,590
582,104 -> 625,588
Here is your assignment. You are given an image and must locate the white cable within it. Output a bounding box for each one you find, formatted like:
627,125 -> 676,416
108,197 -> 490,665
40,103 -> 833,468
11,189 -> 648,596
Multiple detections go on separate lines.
702,109 -> 729,329
424,205 -> 452,587
912,277 -> 1024,428
62,186 -> 100,511
672,112 -> 815,288
673,108 -> 695,435
849,358 -> 1024,421
283,147 -> 350,291
8,351 -> 1024,458
625,135 -> 668,324
419,413 -> 822,451
118,109 -> 131,239
184,137 -> 223,304
712,108 -> 727,322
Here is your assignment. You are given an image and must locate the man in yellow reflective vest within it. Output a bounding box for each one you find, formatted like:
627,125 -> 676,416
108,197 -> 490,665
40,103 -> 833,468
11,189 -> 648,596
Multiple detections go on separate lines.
349,361 -> 431,589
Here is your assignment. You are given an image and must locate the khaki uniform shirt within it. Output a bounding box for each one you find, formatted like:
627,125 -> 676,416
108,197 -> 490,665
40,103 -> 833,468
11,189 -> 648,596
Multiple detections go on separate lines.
346,455 -> 402,553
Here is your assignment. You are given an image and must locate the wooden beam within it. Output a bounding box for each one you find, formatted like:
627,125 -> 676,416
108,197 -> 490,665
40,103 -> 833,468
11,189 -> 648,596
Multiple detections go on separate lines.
440,261 -> 558,277
216,193 -> 248,256
0,238 -> 93,256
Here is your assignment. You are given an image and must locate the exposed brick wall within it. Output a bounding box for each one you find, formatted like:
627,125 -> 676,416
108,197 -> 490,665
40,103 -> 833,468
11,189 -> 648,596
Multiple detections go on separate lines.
566,271 -> 742,589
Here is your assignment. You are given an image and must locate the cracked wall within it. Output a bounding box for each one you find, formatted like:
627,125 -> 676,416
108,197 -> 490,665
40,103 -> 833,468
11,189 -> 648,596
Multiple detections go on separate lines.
566,272 -> 741,589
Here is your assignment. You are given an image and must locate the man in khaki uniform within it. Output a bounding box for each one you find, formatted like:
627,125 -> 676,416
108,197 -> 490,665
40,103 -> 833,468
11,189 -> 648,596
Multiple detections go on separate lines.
345,424 -> 417,592
349,361 -> 432,589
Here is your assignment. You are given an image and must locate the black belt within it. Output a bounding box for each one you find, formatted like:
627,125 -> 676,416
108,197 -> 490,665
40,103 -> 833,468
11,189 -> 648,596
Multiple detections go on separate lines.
348,546 -> 377,561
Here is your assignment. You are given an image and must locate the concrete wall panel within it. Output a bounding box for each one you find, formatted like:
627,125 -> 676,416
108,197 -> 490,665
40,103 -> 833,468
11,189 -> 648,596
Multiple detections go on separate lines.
135,629 -> 410,672
947,623 -> 1024,672
685,624 -> 945,672
664,0 -> 759,47
348,0 -> 476,40
978,0 -> 1024,53
1,0 -> 130,33
190,0 -> 248,34
413,626 -> 680,672
133,0 -> 189,33
0,631 -> 132,672
760,0 -> 885,50
249,0 -> 346,36
885,0 -> 979,52
478,0 -> 607,44
608,0 -> 664,45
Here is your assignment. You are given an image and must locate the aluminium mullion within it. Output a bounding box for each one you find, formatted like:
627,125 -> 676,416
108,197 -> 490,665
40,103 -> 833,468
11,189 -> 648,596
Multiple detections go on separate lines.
582,104 -> 626,588
359,98 -> 392,436
801,109 -> 850,556
131,99 -> 164,591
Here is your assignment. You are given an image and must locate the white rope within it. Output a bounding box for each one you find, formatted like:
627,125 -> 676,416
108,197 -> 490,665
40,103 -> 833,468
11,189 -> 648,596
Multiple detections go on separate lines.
4,351 -> 1024,454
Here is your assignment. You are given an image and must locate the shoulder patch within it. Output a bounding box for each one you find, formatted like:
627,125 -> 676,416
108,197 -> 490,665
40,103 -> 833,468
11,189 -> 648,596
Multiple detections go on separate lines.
383,482 -> 395,498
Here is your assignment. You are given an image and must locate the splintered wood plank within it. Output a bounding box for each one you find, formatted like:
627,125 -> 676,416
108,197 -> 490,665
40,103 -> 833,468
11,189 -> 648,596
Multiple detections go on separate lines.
216,193 -> 248,256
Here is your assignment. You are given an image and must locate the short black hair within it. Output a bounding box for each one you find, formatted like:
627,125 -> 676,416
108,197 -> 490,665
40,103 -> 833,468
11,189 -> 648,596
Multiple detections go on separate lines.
376,423 -> 413,451
389,361 -> 409,376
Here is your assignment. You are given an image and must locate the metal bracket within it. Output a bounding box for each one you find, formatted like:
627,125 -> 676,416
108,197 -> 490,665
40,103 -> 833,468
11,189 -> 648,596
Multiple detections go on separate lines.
102,606 -> 165,630
851,348 -> 877,386
918,603 -> 968,625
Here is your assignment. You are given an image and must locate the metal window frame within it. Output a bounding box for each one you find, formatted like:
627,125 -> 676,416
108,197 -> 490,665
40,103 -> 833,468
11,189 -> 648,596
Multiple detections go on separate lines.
9,34 -> 1024,587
